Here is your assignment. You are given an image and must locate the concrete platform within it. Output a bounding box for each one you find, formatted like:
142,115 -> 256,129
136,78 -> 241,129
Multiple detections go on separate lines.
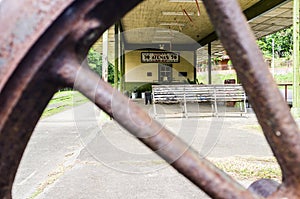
12,100 -> 276,199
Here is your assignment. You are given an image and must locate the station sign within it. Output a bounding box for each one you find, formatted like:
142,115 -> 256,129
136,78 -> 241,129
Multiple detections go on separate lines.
141,52 -> 180,63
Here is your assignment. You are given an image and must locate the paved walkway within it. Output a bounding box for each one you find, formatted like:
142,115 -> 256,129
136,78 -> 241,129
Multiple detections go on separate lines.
12,100 -> 275,199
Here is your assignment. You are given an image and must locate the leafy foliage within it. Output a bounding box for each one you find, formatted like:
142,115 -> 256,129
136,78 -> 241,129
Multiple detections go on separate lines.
274,72 -> 293,83
257,27 -> 293,58
87,48 -> 115,83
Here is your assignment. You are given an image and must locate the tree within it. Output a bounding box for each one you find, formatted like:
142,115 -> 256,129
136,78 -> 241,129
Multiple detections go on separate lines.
87,48 -> 115,83
257,27 -> 293,58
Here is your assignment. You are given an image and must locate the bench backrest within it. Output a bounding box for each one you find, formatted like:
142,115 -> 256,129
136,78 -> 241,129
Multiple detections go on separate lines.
152,84 -> 245,103
213,85 -> 246,101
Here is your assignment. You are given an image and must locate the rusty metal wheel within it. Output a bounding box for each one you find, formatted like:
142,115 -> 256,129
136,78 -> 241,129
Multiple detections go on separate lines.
1,0 -> 300,198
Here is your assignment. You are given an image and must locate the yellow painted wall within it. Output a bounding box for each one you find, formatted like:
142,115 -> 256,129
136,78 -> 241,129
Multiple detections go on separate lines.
125,50 -> 195,83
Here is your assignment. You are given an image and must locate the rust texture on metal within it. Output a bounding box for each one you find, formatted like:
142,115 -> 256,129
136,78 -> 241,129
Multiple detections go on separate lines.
1,0 -> 300,198
202,0 -> 300,197
54,61 -> 257,199
0,0 -> 75,91
0,0 -> 141,198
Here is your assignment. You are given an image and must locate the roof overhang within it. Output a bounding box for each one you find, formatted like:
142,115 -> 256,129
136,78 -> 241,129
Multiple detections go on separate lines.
122,0 -> 292,49
93,0 -> 294,62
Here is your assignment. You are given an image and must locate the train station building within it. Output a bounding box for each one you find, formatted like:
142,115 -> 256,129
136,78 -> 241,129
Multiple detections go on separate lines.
93,0 -> 299,111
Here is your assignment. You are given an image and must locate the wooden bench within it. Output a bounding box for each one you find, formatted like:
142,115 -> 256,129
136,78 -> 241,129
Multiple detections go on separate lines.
152,84 -> 247,117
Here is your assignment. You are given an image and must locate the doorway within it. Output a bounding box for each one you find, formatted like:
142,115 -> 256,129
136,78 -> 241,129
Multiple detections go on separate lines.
158,64 -> 172,83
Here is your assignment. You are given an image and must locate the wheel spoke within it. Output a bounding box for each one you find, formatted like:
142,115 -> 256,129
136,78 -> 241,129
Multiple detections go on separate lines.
202,0 -> 300,193
53,60 -> 257,199
0,0 -> 141,198
1,0 -> 299,198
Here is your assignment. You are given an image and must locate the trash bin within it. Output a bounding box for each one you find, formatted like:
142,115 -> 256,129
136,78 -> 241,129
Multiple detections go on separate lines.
145,91 -> 152,105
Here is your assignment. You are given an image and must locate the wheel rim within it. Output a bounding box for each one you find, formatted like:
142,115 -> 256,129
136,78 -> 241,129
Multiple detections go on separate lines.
0,0 -> 299,198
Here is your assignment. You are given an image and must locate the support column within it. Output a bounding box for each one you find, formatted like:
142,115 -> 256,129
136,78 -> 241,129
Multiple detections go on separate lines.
114,23 -> 119,88
120,41 -> 125,92
122,47 -> 126,91
102,30 -> 109,82
292,0 -> 300,116
194,50 -> 197,82
208,42 -> 212,84
118,24 -> 122,91
271,38 -> 275,77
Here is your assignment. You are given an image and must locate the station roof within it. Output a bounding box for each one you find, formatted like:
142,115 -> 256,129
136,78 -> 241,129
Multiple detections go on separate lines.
93,0 -> 294,62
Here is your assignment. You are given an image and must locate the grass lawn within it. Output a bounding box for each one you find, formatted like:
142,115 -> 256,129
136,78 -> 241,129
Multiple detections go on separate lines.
42,91 -> 89,118
198,70 -> 293,86
210,156 -> 281,181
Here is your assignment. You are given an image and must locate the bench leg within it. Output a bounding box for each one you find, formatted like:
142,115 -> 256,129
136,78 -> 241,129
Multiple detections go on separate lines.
244,98 -> 247,115
183,94 -> 188,118
153,102 -> 157,118
214,100 -> 218,117
184,101 -> 188,118
211,102 -> 214,116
